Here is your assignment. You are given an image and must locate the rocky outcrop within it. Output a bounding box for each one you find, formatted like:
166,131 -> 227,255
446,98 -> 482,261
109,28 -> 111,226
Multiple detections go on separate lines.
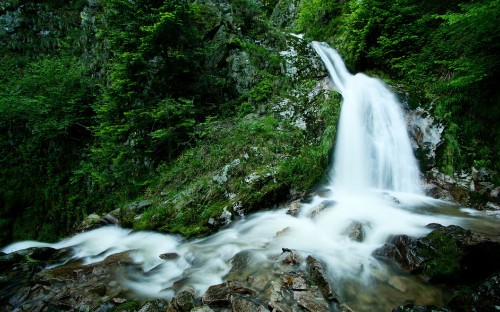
375,224 -> 500,311
0,245 -> 344,312
374,224 -> 500,284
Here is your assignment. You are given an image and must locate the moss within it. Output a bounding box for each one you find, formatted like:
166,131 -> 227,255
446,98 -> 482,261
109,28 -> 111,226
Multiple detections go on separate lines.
420,230 -> 460,279
134,78 -> 341,238
110,301 -> 140,312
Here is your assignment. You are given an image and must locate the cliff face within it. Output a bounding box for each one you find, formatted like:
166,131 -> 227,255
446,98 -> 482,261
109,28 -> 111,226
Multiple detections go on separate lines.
0,0 -> 341,242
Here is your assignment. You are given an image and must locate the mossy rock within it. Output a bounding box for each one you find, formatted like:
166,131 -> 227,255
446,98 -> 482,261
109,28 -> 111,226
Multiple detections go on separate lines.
420,230 -> 460,280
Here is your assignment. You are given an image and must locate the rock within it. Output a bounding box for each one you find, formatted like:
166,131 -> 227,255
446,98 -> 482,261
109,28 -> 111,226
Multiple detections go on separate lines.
159,253 -> 180,261
287,201 -> 301,216
388,276 -> 408,293
291,276 -> 307,291
171,289 -> 196,311
310,200 -> 335,218
229,250 -> 254,274
271,0 -> 301,29
448,272 -> 500,311
372,235 -> 424,273
306,256 -> 338,301
338,303 -> 356,312
374,224 -> 500,284
294,290 -> 330,312
392,304 -> 449,312
202,283 -> 231,307
280,248 -> 302,265
191,307 -> 214,312
231,296 -> 269,312
343,221 -> 366,242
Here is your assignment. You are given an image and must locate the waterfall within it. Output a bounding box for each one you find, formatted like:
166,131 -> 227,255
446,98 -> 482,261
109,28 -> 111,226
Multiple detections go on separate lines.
2,42 -> 471,312
312,42 -> 422,195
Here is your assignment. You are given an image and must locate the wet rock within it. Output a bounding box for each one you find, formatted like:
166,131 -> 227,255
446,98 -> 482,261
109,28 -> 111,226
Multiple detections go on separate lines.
286,201 -> 301,216
448,272 -> 500,311
306,256 -> 338,301
374,224 -> 500,284
338,303 -> 356,312
294,290 -> 330,312
231,296 -> 269,312
343,221 -> 366,242
229,250 -> 254,274
309,200 -> 335,218
291,276 -> 307,291
373,235 -> 424,273
392,304 -> 449,312
159,253 -> 180,261
171,289 -> 196,311
280,248 -> 302,265
388,276 -> 408,293
191,307 -> 214,312
203,283 -> 231,307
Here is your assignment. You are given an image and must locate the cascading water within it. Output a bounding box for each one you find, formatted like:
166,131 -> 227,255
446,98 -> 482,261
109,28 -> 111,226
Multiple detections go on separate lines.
3,42 -> 488,311
312,42 -> 422,194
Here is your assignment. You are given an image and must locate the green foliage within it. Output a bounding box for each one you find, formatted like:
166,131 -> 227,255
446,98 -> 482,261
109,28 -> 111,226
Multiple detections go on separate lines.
0,55 -> 96,243
297,0 -> 500,175
420,231 -> 460,279
136,82 -> 341,237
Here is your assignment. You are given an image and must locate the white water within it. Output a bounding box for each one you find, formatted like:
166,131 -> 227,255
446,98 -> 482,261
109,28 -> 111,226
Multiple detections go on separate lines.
2,43 -> 482,310
312,42 -> 422,194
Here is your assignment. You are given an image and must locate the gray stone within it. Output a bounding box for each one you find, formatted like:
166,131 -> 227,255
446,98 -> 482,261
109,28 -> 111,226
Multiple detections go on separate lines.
159,253 -> 180,261
202,283 -> 231,307
231,296 -> 269,312
171,289 -> 196,311
294,290 -> 330,312
343,221 -> 366,242
306,256 -> 338,301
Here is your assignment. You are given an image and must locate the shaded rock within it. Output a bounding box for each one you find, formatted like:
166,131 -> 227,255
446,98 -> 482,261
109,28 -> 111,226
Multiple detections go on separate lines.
388,276 -> 408,293
291,276 -> 307,291
294,290 -> 330,312
202,283 -> 231,307
338,303 -> 356,312
286,201 -> 301,216
171,289 -> 196,312
447,271 -> 500,311
392,304 -> 449,312
159,253 -> 180,261
191,307 -> 214,312
310,200 -> 335,218
306,256 -> 338,301
374,224 -> 500,284
231,296 -> 269,312
343,221 -> 366,242
280,248 -> 302,265
372,235 -> 424,273
229,250 -> 254,274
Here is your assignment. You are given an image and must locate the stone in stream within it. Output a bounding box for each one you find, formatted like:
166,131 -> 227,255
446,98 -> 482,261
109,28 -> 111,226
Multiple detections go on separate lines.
231,296 -> 269,312
343,221 -> 366,242
306,256 -> 339,302
170,289 -> 196,311
159,252 -> 180,261
373,224 -> 500,284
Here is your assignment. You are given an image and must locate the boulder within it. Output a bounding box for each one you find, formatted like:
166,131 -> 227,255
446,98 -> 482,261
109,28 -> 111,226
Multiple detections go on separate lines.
306,256 -> 338,302
170,289 -> 196,311
447,272 -> 500,311
374,224 -> 500,284
231,296 -> 269,312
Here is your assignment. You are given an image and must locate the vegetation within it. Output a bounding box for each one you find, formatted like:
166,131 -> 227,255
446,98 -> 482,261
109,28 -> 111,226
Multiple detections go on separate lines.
297,0 -> 499,177
0,0 -> 497,245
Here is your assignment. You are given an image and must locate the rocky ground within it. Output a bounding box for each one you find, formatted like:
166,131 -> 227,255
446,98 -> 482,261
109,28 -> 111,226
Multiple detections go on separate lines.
2,200 -> 500,312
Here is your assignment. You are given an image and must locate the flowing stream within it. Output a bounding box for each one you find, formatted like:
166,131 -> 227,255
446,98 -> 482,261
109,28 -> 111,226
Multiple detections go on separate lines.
2,43 -> 497,311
